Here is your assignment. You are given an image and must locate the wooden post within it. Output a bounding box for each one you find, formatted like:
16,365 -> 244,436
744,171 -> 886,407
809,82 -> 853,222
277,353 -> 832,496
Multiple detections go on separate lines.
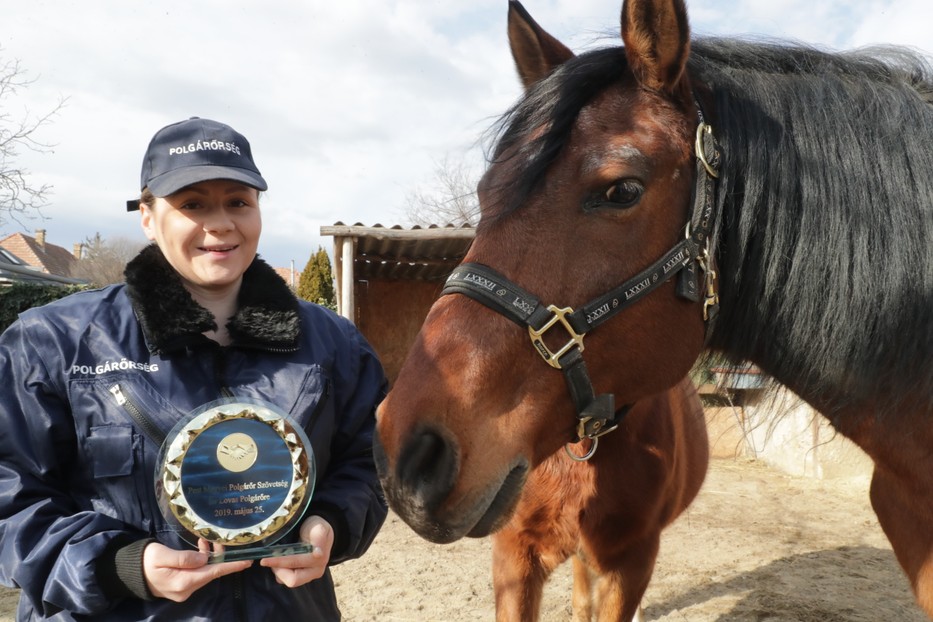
333,237 -> 345,316
336,236 -> 356,323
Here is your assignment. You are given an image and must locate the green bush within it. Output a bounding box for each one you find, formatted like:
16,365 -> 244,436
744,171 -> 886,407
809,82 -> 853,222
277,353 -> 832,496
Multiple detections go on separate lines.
0,282 -> 85,333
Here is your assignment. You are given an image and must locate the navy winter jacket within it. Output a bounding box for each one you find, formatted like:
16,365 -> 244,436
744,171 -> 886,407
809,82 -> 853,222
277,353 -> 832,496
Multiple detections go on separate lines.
0,246 -> 388,621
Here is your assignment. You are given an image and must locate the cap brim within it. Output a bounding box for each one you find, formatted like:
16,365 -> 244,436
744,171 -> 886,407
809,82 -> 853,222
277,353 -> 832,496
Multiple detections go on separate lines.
147,165 -> 268,197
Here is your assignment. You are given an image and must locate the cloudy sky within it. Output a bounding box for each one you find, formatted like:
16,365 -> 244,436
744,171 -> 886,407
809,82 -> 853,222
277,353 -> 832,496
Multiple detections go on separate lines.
3,0 -> 931,270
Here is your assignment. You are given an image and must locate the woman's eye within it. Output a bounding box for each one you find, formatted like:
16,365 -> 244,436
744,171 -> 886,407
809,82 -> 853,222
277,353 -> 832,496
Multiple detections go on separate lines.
180,202 -> 201,211
603,180 -> 643,208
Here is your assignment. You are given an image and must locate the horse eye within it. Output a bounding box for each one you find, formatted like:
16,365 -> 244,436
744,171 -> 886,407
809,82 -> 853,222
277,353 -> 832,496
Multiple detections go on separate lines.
603,180 -> 643,208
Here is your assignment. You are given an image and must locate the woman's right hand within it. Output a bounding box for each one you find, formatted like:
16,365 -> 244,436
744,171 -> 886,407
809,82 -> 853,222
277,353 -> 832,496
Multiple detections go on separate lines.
143,539 -> 252,602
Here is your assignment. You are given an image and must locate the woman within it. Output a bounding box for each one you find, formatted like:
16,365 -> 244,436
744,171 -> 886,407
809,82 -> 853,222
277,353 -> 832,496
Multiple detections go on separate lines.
0,117 -> 388,620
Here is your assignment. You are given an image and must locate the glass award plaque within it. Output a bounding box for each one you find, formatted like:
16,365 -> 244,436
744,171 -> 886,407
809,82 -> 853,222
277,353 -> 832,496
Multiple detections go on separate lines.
156,397 -> 315,563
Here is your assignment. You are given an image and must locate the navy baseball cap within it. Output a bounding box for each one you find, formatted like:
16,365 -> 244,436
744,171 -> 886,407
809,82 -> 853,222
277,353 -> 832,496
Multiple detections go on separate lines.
126,117 -> 268,211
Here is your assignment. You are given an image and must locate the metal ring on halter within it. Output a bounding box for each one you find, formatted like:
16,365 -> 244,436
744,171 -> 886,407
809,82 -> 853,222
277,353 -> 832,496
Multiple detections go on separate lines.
695,123 -> 720,179
565,437 -> 598,462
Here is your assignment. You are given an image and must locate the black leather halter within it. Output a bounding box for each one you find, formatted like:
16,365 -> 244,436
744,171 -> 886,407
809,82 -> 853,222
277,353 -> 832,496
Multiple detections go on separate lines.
441,107 -> 722,458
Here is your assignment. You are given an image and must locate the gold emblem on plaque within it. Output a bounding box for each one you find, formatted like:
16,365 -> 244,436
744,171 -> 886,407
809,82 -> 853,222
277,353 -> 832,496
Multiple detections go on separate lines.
216,432 -> 259,472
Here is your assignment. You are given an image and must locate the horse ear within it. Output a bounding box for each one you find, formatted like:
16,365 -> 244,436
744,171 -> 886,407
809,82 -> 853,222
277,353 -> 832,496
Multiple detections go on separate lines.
508,0 -> 575,90
620,0 -> 690,93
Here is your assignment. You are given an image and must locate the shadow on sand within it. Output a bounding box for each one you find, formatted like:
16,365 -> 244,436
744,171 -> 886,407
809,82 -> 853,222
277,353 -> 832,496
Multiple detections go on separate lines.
645,546 -> 925,621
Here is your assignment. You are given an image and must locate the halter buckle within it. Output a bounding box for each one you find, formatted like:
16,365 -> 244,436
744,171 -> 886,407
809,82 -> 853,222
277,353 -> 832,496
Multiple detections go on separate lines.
703,275 -> 719,321
528,305 -> 585,369
698,242 -> 720,321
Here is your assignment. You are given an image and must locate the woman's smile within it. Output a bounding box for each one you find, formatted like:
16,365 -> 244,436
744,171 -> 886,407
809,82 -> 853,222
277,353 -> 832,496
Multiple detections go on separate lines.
141,179 -> 262,297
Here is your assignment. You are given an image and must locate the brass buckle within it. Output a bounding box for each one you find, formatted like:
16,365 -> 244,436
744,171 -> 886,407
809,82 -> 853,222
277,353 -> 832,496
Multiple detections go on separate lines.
697,241 -> 719,321
528,305 -> 584,369
576,416 -> 618,442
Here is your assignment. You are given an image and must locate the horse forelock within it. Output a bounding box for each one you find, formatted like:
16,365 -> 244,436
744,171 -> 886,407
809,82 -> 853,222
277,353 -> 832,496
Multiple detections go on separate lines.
482,47 -> 629,220
689,38 -> 933,416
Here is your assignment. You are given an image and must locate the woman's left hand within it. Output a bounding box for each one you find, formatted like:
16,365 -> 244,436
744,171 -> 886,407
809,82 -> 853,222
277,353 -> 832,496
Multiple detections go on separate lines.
259,515 -> 334,588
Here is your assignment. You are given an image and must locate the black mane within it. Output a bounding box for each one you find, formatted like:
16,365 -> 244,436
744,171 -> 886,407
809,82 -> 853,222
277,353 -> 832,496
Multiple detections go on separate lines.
486,47 -> 629,216
486,38 -> 933,418
692,39 -> 933,417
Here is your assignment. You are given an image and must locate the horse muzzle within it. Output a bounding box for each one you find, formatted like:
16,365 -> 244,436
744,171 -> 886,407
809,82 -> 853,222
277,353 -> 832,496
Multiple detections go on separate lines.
373,424 -> 529,543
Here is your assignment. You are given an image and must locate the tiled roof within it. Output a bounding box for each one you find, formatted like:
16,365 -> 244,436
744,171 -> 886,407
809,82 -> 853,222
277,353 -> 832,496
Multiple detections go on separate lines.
0,232 -> 77,278
0,249 -> 85,285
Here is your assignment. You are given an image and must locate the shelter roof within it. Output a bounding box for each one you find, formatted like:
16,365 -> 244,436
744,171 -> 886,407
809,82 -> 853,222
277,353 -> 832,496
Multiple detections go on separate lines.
320,222 -> 475,282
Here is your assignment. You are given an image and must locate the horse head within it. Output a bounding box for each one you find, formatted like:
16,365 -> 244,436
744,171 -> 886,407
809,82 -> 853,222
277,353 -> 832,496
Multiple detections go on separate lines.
375,0 -> 709,543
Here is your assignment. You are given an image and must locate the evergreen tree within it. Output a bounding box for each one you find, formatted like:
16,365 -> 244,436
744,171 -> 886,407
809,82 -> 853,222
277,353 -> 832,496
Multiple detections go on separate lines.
297,246 -> 336,310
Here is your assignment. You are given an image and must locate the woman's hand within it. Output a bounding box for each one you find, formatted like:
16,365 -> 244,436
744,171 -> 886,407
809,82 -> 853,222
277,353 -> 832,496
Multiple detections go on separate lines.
259,515 -> 334,588
143,539 -> 252,602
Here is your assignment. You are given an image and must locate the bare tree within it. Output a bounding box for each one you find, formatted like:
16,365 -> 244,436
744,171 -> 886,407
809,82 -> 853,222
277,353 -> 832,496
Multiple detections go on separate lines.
71,233 -> 146,287
0,51 -> 66,227
405,154 -> 481,226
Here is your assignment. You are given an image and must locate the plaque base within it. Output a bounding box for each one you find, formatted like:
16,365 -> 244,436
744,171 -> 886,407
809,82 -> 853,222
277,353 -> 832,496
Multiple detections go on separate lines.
207,541 -> 315,564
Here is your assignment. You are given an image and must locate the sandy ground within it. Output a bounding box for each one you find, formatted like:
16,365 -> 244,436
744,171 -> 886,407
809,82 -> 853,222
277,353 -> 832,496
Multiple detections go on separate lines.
1,458 -> 925,621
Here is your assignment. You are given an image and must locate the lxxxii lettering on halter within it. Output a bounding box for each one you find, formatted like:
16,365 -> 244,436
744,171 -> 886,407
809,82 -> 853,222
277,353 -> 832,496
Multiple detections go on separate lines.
463,272 -> 498,291
586,302 -> 611,324
512,297 -> 535,316
663,248 -> 689,275
624,277 -> 652,300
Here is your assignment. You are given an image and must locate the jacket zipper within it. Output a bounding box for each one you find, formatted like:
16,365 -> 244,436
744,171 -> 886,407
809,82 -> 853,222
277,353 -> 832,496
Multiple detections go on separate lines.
109,384 -> 166,446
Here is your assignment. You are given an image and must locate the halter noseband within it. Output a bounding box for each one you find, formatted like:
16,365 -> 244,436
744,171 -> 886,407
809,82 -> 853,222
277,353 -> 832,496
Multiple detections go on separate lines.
440,105 -> 722,459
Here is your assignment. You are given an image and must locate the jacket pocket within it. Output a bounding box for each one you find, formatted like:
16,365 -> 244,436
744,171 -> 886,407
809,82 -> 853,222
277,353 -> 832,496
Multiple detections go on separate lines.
87,425 -> 134,478
83,423 -> 152,531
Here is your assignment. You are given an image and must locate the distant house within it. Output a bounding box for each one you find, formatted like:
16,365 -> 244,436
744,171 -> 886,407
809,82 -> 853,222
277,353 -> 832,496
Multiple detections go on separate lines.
0,248 -> 85,286
274,265 -> 299,290
0,229 -> 82,279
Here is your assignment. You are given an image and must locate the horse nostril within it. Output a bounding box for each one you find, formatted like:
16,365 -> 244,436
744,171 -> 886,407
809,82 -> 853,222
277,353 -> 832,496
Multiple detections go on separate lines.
396,428 -> 458,510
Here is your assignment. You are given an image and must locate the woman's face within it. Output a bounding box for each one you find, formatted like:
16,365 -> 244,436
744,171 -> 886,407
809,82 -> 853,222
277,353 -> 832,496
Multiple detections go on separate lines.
141,180 -> 262,296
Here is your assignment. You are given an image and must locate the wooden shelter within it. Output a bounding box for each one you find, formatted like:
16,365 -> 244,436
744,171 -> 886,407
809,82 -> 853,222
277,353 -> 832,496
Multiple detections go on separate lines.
319,223 -> 474,384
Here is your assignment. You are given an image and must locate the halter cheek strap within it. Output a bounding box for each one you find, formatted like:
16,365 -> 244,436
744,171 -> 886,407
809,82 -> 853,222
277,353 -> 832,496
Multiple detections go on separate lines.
440,108 -> 722,457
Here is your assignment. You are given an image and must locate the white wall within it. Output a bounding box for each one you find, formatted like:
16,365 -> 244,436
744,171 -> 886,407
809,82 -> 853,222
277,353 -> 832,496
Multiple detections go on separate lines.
705,388 -> 874,483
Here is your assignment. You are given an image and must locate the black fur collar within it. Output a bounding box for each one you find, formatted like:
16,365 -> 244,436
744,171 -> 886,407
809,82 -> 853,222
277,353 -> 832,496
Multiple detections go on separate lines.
124,244 -> 300,354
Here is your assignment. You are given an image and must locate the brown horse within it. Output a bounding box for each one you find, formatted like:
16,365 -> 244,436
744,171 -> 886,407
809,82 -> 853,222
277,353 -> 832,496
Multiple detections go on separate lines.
493,377 -> 707,621
375,0 -> 933,617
